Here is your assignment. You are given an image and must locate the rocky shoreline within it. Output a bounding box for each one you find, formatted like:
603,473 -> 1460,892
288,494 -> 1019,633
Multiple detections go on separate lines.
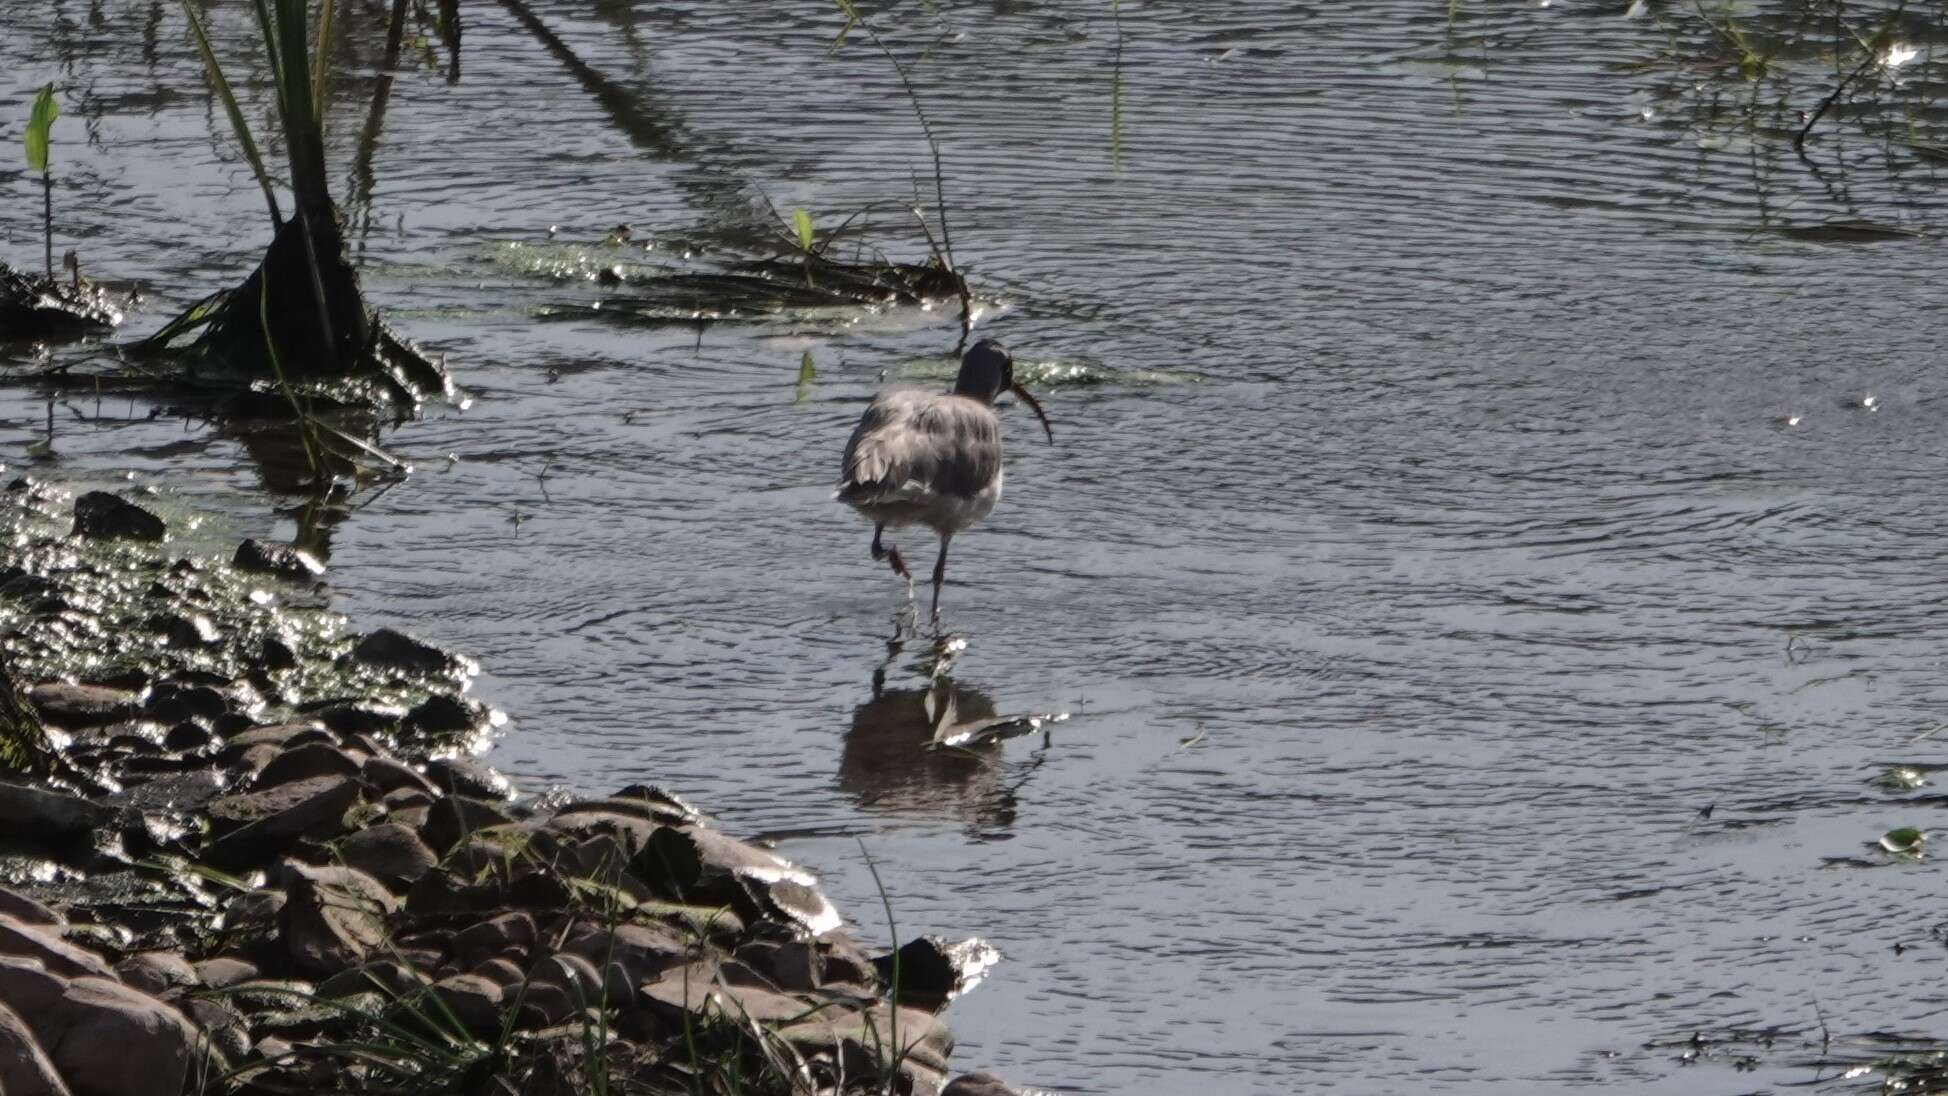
0,479 -> 1017,1096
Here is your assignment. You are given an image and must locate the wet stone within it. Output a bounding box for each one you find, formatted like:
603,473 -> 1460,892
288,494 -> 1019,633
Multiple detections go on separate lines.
115,951 -> 199,996
351,628 -> 463,676
0,889 -> 61,927
0,915 -> 115,979
34,974 -> 204,1096
233,538 -> 325,581
0,998 -> 70,1096
333,822 -> 438,888
183,997 -> 250,1063
26,683 -> 136,728
151,611 -> 220,649
203,775 -> 363,869
254,743 -> 362,788
161,721 -> 213,752
454,911 -> 536,958
314,702 -> 404,735
421,795 -> 514,855
404,692 -> 484,734
425,757 -> 512,800
316,959 -> 426,1000
429,973 -> 504,1037
361,756 -> 438,796
71,490 -> 165,541
280,863 -> 399,977
0,779 -> 110,837
192,955 -> 259,988
471,956 -> 524,988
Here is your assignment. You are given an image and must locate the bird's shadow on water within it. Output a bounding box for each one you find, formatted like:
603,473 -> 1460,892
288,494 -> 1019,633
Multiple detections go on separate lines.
834,630 -> 1059,840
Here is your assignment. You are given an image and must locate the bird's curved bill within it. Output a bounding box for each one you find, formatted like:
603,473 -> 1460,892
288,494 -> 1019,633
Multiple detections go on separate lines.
1010,382 -> 1054,443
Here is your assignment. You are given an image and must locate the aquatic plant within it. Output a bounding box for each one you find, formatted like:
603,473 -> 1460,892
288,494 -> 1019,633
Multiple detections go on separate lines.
140,0 -> 448,415
23,83 -> 58,278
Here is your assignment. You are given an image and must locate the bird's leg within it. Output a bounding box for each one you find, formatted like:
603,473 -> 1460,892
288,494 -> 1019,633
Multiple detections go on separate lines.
929,534 -> 952,626
871,524 -> 911,579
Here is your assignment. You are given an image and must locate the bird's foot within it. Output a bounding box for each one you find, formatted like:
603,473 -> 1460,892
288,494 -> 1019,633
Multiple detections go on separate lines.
886,546 -> 911,580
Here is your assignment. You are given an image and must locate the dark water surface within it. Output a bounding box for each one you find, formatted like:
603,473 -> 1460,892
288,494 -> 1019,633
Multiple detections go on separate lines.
9,1 -> 1948,1091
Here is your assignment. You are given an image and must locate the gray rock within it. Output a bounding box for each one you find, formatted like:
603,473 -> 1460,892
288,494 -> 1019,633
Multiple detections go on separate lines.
334,823 -> 438,887
943,1073 -> 1021,1096
404,693 -> 486,734
0,889 -> 61,927
0,997 -> 70,1096
0,955 -> 65,1021
421,795 -> 513,855
182,997 -> 251,1063
71,491 -> 164,541
351,629 -> 462,676
191,955 -> 259,988
563,921 -> 686,985
361,756 -> 438,797
220,720 -> 325,749
0,780 -> 110,837
544,809 -> 662,856
454,912 -> 536,959
316,959 -> 427,1000
424,758 -> 512,800
280,863 -> 399,977
41,975 -> 204,1096
0,916 -> 114,979
512,978 -> 575,1027
26,683 -> 135,728
253,743 -> 362,788
203,775 -> 362,869
429,974 -> 504,1036
114,951 -> 199,996
470,957 -> 525,988
233,539 -> 325,581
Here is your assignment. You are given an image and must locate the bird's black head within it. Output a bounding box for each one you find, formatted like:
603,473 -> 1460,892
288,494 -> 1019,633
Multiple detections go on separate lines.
953,338 -> 1053,443
953,339 -> 1013,403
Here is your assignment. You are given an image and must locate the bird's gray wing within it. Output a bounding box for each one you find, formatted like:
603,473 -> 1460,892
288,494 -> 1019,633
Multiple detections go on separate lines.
839,391 -> 1001,504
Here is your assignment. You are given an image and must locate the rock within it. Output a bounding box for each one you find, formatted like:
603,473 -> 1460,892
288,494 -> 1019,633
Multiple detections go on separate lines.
182,997 -> 251,1063
453,912 -> 535,960
280,863 -> 399,977
314,703 -> 405,735
470,957 -> 524,988
115,951 -> 199,996
192,955 -> 259,988
428,974 -> 503,1036
563,921 -> 685,985
151,612 -> 219,649
144,684 -> 227,723
634,958 -> 723,1029
610,784 -> 704,823
40,975 -> 205,1096
360,756 -> 438,797
232,539 -> 325,581
100,769 -> 227,814
0,780 -> 109,837
760,878 -> 842,937
316,959 -> 427,1000
943,1072 -> 1021,1096
0,955 -> 65,1015
0,889 -> 61,927
0,998 -> 71,1096
780,1002 -> 954,1075
71,491 -> 165,541
26,683 -> 135,728
555,792 -> 694,827
203,775 -> 362,869
351,629 -> 462,676
424,757 -> 512,800
254,743 -> 362,788
160,722 -> 213,752
545,810 -> 661,857
731,940 -> 822,993
512,978 -> 575,1027
217,720 -> 325,753
404,693 -> 484,734
333,823 -> 438,887
420,795 -> 513,855
870,936 -> 993,1011
0,916 -> 115,979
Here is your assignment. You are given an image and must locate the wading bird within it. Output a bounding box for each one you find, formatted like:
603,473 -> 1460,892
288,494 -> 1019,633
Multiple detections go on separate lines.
837,339 -> 1054,621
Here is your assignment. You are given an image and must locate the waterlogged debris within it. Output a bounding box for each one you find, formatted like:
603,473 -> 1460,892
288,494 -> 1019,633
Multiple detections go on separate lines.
1872,767 -> 1930,792
1880,827 -> 1927,857
0,262 -> 123,337
1775,220 -> 1926,243
70,490 -> 165,542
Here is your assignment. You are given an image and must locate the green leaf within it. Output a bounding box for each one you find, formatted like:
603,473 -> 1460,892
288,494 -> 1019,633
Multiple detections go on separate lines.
24,84 -> 57,174
1881,827 -> 1927,855
793,208 -> 815,252
794,350 -> 815,403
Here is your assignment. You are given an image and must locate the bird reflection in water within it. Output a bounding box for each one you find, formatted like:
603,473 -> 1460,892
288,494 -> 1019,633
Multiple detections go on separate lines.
837,639 -> 1059,838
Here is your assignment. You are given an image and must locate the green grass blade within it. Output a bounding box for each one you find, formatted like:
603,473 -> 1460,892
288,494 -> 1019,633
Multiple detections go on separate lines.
24,84 -> 57,174
179,0 -> 283,227
313,0 -> 336,124
793,208 -> 815,252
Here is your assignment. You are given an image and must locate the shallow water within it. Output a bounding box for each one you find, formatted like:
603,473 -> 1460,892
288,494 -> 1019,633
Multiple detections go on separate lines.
10,0 -> 1948,1090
